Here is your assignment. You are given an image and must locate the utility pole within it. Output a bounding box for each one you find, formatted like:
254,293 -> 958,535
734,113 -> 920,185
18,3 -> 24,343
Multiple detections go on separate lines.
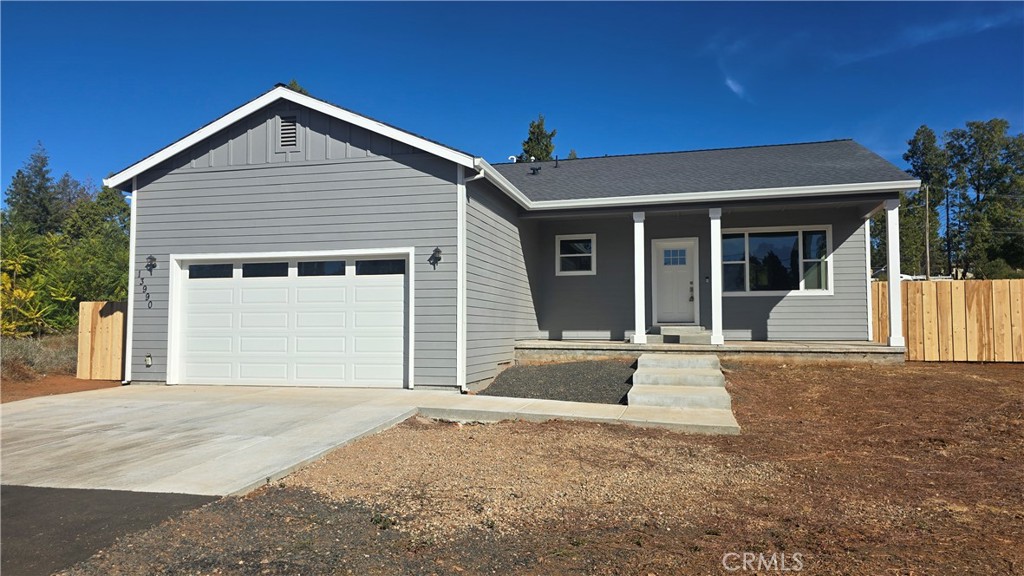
946,193 -> 953,278
924,184 -> 931,280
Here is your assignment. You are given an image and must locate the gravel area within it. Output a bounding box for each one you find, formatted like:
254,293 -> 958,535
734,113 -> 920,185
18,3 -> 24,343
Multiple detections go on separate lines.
58,362 -> 1023,575
477,360 -> 635,404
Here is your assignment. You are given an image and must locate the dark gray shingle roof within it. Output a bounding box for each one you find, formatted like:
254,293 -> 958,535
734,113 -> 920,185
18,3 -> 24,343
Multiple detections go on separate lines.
491,140 -> 915,202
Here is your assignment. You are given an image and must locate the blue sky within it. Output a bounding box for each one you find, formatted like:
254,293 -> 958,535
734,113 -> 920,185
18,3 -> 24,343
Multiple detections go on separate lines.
2,2 -> 1022,198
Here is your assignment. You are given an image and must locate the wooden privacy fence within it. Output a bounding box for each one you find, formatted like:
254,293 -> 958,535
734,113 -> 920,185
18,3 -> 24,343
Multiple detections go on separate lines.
872,280 -> 1024,362
77,301 -> 128,380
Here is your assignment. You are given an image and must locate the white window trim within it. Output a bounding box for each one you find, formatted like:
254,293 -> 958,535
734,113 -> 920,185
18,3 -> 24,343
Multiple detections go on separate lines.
555,233 -> 597,276
722,224 -> 834,297
165,247 -> 416,388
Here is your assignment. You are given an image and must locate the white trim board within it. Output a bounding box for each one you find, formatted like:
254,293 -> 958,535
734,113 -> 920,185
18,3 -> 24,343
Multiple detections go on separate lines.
456,165 -> 467,392
521,180 -> 920,211
104,85 -> 476,189
164,247 -> 416,388
123,180 -> 138,382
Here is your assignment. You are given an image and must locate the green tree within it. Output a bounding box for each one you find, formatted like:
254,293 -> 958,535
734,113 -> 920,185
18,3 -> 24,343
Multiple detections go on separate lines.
567,149 -> 578,160
286,79 -> 309,95
4,144 -> 58,234
945,119 -> 1023,278
2,149 -> 131,337
519,114 -> 556,162
901,125 -> 948,276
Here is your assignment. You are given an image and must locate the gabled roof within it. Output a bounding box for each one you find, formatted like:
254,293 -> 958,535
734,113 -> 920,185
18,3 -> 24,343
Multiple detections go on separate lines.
105,86 -> 918,208
103,84 -> 477,189
490,140 -> 918,209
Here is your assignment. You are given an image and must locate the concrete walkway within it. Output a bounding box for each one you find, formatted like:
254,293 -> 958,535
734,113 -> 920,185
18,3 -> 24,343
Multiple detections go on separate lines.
1,385 -> 738,496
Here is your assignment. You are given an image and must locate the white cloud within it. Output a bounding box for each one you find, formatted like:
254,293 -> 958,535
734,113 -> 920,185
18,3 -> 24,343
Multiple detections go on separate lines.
725,76 -> 746,98
832,8 -> 1023,66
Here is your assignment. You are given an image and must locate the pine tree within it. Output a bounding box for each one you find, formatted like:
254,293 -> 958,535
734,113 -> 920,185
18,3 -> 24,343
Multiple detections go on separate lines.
4,144 -> 58,234
286,79 -> 310,95
568,149 -> 578,160
519,114 -> 557,162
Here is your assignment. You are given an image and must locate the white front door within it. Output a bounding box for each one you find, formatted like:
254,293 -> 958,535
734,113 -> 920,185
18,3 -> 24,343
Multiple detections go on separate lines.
653,238 -> 699,324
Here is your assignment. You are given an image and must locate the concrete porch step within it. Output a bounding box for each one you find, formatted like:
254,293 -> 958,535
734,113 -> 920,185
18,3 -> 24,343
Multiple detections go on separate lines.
632,367 -> 724,387
644,334 -> 713,344
627,385 -> 733,410
638,353 -> 721,370
660,325 -> 707,336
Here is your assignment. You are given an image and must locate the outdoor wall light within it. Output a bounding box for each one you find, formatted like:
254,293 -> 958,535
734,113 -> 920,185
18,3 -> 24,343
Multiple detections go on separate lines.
145,353 -> 153,368
428,247 -> 443,269
145,255 -> 158,274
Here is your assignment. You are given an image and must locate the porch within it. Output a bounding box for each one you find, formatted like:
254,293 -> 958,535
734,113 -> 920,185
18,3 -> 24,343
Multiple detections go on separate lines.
515,339 -> 906,364
523,195 -> 908,348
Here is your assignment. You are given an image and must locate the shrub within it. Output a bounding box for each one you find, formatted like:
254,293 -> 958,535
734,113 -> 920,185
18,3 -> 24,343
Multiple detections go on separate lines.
0,333 -> 78,381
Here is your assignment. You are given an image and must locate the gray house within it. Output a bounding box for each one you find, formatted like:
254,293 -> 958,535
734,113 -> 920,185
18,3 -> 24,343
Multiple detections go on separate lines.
105,85 -> 916,391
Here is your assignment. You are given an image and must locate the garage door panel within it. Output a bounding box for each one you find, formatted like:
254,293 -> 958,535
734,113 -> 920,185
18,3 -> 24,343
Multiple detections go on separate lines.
239,336 -> 289,353
295,364 -> 346,382
353,363 -> 404,382
188,313 -> 233,329
354,336 -> 404,353
185,362 -> 233,379
295,337 -> 346,353
186,337 -> 233,353
189,287 -> 234,305
240,287 -> 290,304
181,256 -> 406,387
295,312 -> 346,328
354,284 -> 403,302
296,287 -> 347,303
238,363 -> 289,380
239,312 -> 289,329
354,311 -> 403,328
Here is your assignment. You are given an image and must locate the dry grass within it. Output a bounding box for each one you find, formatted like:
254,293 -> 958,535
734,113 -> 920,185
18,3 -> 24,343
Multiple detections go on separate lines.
1,333 -> 78,381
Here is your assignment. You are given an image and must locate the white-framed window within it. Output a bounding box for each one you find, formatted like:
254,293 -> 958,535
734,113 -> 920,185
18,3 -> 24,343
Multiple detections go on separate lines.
555,234 -> 597,276
722,226 -> 832,295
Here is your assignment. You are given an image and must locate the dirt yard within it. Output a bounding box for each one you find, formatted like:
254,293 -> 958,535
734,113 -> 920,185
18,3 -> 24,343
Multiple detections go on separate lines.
1,375 -> 120,403
60,362 -> 1023,575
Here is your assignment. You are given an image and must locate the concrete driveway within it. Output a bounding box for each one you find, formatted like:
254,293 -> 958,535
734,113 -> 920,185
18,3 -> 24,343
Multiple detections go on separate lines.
2,383 -> 736,497
1,385 -> 425,496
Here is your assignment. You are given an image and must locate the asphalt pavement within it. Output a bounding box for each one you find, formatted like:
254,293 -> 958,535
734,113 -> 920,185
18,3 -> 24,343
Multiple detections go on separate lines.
1,485 -> 215,576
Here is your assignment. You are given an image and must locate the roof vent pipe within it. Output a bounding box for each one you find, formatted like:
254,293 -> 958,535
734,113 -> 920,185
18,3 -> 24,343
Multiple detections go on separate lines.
555,156 -> 559,168
530,167 -> 541,175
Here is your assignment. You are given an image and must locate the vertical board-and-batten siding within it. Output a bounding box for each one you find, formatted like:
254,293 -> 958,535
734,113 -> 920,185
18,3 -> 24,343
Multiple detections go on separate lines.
130,101 -> 459,385
465,180 -> 539,383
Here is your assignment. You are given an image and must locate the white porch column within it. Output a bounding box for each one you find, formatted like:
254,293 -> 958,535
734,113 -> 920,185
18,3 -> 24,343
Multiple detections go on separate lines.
884,199 -> 905,347
632,211 -> 647,344
709,208 -> 724,345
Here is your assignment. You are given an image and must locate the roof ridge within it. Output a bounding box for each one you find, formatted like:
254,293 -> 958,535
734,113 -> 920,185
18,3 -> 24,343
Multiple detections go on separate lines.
491,139 -> 856,165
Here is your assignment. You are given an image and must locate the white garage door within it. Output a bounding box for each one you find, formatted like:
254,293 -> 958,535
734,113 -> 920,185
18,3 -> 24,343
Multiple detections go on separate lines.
179,257 -> 406,387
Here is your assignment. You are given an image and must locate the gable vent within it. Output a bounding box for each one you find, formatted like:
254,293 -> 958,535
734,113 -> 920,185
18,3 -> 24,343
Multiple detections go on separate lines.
279,116 -> 298,148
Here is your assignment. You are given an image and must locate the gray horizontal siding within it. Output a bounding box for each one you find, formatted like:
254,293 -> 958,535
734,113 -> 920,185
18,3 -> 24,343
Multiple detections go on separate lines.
720,211 -> 868,341
465,180 -> 538,384
529,205 -> 871,342
130,106 -> 459,385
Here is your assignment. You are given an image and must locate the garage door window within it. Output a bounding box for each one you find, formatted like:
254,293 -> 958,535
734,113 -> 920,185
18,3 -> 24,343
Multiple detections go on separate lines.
356,259 -> 405,275
242,262 -> 288,278
189,263 -> 233,279
298,261 -> 346,276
